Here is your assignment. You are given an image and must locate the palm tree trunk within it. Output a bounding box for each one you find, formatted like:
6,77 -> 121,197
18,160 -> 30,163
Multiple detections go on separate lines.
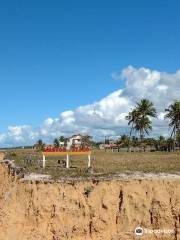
170,126 -> 176,151
128,123 -> 133,152
140,129 -> 144,143
139,129 -> 144,152
177,126 -> 180,149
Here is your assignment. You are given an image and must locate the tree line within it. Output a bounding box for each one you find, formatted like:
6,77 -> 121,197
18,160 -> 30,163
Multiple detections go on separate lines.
34,99 -> 180,151
125,99 -> 180,151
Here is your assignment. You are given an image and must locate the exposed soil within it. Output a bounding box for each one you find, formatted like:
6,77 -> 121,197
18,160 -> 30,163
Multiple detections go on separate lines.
0,154 -> 180,240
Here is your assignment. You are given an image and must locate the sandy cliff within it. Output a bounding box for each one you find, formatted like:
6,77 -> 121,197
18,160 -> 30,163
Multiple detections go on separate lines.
0,157 -> 180,240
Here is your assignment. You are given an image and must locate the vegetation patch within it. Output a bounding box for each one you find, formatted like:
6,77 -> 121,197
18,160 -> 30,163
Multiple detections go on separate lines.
4,149 -> 180,180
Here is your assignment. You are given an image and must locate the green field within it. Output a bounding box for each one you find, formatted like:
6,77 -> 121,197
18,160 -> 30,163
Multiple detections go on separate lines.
5,149 -> 180,179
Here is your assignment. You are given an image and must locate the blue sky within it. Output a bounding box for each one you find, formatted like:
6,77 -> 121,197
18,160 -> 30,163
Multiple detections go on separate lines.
0,0 -> 180,146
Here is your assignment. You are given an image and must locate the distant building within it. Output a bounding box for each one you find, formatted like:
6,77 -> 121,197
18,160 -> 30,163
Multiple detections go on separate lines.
68,134 -> 82,144
67,134 -> 83,149
99,144 -> 105,150
42,134 -> 87,151
59,141 -> 65,147
99,139 -> 120,151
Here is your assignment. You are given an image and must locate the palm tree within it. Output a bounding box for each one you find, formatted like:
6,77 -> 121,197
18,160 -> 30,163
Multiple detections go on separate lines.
136,99 -> 157,118
126,99 -> 157,143
134,115 -> 152,142
164,100 -> 180,141
135,99 -> 157,142
125,109 -> 138,138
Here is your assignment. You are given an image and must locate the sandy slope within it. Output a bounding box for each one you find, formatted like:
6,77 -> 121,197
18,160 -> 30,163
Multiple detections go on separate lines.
0,159 -> 180,240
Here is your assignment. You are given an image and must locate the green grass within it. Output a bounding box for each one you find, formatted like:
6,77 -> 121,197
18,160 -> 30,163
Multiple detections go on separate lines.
5,149 -> 180,179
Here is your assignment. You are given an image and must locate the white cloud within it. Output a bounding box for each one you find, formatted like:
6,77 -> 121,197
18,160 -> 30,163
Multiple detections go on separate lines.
0,66 -> 180,147
158,112 -> 166,121
43,118 -> 54,126
0,125 -> 38,147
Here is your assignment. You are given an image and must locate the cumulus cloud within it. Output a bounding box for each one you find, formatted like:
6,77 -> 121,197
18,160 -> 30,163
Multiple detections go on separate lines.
0,66 -> 180,147
0,125 -> 39,147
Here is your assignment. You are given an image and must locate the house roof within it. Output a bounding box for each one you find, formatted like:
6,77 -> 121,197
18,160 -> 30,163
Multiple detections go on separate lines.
68,134 -> 82,140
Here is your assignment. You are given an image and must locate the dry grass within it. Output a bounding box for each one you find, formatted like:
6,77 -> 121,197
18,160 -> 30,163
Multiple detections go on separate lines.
5,149 -> 180,179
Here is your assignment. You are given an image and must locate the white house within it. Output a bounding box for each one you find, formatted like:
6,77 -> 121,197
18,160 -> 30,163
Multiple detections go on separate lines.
66,134 -> 83,149
59,141 -> 65,147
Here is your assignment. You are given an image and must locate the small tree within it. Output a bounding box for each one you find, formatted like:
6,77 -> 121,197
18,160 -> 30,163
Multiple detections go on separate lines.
120,135 -> 130,147
158,136 -> 166,151
81,135 -> 92,147
131,136 -> 139,147
167,138 -> 174,152
59,136 -> 67,146
54,138 -> 60,148
36,139 -> 45,151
